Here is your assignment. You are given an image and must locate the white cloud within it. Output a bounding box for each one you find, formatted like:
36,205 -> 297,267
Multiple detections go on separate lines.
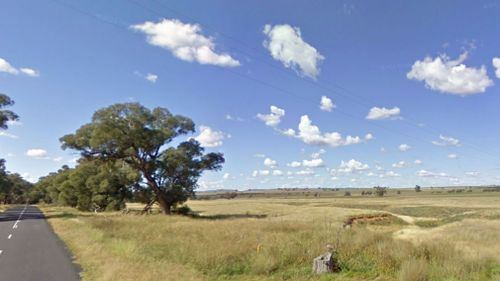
0,57 -> 19,74
225,114 -> 244,122
131,19 -> 240,67
26,149 -> 48,159
365,133 -> 374,141
257,105 -> 285,127
19,68 -> 40,77
21,172 -> 37,183
0,57 -> 39,77
194,126 -> 225,147
263,24 -> 324,79
263,157 -> 277,168
311,149 -> 326,159
392,161 -> 408,168
287,161 -> 302,168
416,170 -> 448,178
53,157 -> 63,162
432,135 -> 461,147
319,96 -> 335,112
281,128 -> 296,137
6,153 -> 15,157
414,159 -> 423,165
286,115 -> 369,147
0,131 -> 18,139
366,107 -> 401,120
465,171 -> 479,177
296,169 -> 315,176
254,154 -> 266,158
272,170 -> 284,176
337,159 -> 369,174
145,73 -> 158,83
252,170 -> 270,177
223,173 -> 230,180
407,52 -> 493,95
385,171 -> 400,177
447,154 -> 458,159
399,144 -> 411,152
493,57 -> 500,78
302,158 -> 325,168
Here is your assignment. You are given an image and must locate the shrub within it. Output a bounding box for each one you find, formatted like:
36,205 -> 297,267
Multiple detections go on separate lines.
344,191 -> 351,196
373,186 -> 388,197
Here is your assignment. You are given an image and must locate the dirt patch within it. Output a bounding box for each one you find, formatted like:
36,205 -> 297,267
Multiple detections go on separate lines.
343,213 -> 406,227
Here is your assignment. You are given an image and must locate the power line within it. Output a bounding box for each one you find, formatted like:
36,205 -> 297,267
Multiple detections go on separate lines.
48,0 -> 500,167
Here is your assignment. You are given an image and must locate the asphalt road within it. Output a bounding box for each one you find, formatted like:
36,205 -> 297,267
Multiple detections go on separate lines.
0,205 -> 80,281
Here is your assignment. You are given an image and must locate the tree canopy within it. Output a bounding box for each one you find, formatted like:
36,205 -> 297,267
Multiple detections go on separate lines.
60,103 -> 224,214
0,94 -> 19,129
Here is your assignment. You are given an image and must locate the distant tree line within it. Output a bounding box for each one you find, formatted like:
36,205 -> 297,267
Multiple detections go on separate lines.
0,159 -> 33,204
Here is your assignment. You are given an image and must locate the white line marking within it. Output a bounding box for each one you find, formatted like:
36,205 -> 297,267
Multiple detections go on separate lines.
12,204 -> 28,230
7,234 -> 12,239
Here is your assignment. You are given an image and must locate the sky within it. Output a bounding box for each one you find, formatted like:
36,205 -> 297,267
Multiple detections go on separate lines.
1,0 -> 500,189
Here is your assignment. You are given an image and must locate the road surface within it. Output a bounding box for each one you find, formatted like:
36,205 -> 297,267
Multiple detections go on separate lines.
0,205 -> 80,281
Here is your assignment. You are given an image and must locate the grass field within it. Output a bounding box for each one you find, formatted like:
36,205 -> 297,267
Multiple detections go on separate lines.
40,191 -> 500,281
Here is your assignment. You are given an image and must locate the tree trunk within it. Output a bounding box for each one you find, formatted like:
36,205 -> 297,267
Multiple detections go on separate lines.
144,174 -> 171,215
157,195 -> 171,215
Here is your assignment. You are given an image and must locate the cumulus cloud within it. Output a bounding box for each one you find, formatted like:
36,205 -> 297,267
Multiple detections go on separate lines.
384,171 -> 400,177
311,149 -> 326,159
0,57 -> 39,77
287,161 -> 302,168
493,57 -> 500,78
257,105 -> 285,127
296,169 -> 315,176
414,159 -> 423,165
252,170 -> 270,177
392,161 -> 408,168
194,126 -> 225,147
337,159 -> 369,174
398,144 -> 411,152
416,169 -> 448,178
366,107 -> 401,120
285,115 -> 369,147
447,154 -> 458,159
302,158 -> 325,168
465,171 -> 479,177
145,73 -> 158,83
26,149 -> 48,159
223,173 -> 230,180
432,135 -> 461,147
319,96 -> 335,112
131,19 -> 240,67
19,68 -> 39,77
263,24 -> 324,79
0,131 -> 18,139
407,52 -> 493,95
272,170 -> 284,176
263,157 -> 277,168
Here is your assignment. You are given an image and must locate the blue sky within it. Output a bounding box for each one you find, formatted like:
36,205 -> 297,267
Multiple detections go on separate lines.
1,0 -> 499,189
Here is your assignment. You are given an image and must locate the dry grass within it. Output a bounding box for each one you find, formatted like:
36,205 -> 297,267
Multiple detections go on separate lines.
41,193 -> 500,281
